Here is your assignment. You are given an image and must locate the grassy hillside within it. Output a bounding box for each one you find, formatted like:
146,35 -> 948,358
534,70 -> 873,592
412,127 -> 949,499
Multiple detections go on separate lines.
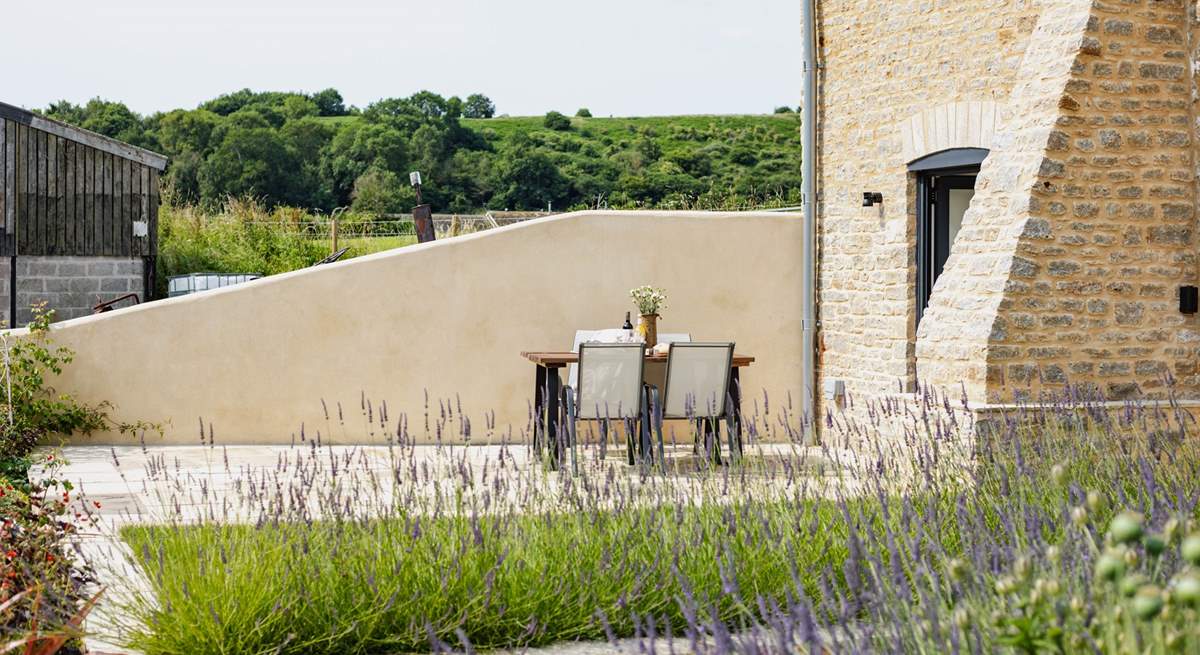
45,92 -> 803,213
318,113 -> 804,209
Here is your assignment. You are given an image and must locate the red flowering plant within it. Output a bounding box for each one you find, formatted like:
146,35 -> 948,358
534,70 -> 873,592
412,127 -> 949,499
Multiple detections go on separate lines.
1,452 -> 98,649
0,305 -> 122,649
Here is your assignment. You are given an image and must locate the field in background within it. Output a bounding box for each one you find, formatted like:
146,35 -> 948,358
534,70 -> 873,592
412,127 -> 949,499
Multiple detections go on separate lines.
156,200 -> 420,296
319,112 -> 804,211
42,93 -> 805,216
151,111 -> 804,294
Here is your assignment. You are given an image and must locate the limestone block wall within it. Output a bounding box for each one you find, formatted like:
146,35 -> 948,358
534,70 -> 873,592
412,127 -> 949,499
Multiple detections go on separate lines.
2,256 -> 144,326
916,0 -> 1098,399
980,0 -> 1200,401
818,0 -> 1200,412
920,0 -> 1200,403
814,0 -> 1043,400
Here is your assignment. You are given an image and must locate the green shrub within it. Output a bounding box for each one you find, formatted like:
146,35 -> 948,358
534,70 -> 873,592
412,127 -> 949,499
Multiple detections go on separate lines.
350,167 -> 416,215
543,111 -> 571,131
0,306 -> 108,466
0,310 -> 111,649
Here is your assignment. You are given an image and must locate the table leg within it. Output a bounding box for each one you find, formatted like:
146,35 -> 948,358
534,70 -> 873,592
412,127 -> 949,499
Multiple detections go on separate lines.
534,365 -> 546,454
728,367 -> 743,456
546,367 -> 562,469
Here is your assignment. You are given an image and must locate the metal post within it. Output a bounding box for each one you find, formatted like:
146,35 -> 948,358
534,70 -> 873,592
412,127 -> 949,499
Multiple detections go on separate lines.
8,255 -> 15,329
800,0 -> 819,443
412,204 -> 435,243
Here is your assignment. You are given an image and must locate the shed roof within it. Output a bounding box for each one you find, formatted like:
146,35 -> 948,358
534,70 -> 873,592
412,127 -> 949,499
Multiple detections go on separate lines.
0,101 -> 168,170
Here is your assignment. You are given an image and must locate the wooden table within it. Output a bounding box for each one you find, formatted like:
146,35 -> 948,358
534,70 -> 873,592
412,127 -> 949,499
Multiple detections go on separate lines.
521,351 -> 755,465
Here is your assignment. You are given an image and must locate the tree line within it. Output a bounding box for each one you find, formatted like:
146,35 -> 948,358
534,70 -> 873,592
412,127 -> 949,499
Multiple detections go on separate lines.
41,89 -> 802,214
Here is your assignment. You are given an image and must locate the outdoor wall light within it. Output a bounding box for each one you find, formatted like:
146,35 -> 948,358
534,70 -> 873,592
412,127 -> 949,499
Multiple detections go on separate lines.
862,192 -> 883,207
1181,285 -> 1198,315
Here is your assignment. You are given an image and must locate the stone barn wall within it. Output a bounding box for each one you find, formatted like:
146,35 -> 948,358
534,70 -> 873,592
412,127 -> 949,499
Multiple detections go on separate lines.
975,0 -> 1199,402
814,0 -> 1044,404
816,0 -> 1200,424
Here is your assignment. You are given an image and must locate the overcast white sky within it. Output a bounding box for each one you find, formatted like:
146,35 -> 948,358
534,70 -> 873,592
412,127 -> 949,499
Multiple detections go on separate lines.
3,0 -> 801,117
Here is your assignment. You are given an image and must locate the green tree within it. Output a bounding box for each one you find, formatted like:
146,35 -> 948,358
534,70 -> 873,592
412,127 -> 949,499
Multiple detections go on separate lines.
493,150 -> 570,210
282,118 -> 336,208
42,100 -> 87,126
320,121 -> 409,205
76,99 -> 145,145
156,109 -> 221,155
445,95 -> 463,120
201,88 -> 258,116
543,111 -> 571,131
773,106 -> 795,114
409,124 -> 448,179
199,127 -> 298,206
463,94 -> 495,119
575,108 -> 592,118
282,95 -> 319,121
163,151 -> 203,204
311,88 -> 346,116
350,167 -> 414,214
407,91 -> 451,119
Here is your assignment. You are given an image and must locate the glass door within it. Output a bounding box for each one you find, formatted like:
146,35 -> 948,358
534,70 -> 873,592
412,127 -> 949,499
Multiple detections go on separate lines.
917,171 -> 977,324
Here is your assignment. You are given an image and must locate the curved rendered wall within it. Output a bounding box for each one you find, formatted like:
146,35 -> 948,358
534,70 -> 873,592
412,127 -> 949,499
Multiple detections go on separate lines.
28,211 -> 805,444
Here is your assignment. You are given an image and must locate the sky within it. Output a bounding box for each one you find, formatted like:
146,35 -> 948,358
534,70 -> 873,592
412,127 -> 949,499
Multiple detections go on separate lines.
3,0 -> 802,117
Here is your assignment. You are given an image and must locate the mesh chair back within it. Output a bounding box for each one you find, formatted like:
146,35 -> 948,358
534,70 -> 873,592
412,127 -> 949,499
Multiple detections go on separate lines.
662,342 -> 734,419
656,333 -> 692,346
569,329 -> 634,389
576,343 -> 646,420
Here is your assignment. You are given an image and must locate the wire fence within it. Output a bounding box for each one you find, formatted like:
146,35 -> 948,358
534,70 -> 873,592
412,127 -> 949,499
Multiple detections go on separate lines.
201,213 -> 546,247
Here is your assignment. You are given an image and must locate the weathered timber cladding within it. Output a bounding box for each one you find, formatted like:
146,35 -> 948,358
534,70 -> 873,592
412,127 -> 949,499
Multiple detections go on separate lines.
0,102 -> 165,259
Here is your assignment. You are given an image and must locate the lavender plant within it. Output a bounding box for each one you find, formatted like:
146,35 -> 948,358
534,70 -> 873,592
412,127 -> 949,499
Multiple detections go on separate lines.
97,383 -> 1200,654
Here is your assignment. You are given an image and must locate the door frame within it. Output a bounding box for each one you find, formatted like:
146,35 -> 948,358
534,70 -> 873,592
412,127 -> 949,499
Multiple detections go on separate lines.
910,148 -> 988,326
916,169 -> 978,325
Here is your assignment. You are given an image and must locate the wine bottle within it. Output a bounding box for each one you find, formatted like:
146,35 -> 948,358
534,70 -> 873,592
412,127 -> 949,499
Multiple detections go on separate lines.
622,312 -> 633,331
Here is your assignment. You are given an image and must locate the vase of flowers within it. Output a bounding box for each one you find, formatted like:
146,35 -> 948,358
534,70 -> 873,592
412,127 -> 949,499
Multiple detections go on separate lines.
630,286 -> 667,347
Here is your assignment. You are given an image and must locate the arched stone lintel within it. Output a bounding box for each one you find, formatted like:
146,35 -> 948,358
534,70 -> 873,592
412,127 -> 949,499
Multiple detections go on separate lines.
900,101 -> 1000,163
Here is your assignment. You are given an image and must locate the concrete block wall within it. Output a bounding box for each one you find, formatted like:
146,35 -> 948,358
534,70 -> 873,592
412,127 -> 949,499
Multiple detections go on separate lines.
3,256 -> 144,326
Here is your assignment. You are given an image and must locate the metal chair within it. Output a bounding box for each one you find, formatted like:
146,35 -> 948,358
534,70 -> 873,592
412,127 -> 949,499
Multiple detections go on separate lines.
567,329 -> 634,390
653,342 -> 738,464
560,343 -> 653,470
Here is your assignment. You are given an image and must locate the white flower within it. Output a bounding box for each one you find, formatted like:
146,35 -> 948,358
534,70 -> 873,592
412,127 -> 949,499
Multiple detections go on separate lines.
630,285 -> 667,315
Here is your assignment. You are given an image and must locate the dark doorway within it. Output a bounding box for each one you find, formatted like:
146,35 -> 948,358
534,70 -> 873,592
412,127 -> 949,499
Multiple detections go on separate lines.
911,148 -> 988,325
